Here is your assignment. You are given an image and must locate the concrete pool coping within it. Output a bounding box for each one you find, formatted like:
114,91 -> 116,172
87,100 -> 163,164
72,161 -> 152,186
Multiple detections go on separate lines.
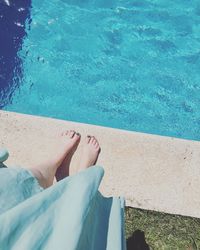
1,110 -> 200,218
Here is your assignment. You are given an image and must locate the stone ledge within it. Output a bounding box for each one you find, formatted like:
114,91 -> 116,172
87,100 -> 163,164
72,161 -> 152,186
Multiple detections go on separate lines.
1,110 -> 200,218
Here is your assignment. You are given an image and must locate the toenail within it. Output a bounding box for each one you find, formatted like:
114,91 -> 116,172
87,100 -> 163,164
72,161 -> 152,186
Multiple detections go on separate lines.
76,132 -> 81,136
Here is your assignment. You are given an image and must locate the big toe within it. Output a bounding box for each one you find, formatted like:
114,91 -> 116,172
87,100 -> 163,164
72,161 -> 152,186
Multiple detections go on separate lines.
73,132 -> 81,142
85,135 -> 91,144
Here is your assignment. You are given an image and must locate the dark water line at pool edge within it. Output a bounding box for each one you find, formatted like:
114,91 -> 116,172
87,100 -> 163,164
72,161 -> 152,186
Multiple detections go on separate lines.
2,108 -> 200,142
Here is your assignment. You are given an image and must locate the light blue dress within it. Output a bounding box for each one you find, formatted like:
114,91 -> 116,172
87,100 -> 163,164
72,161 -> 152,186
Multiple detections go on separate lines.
0,163 -> 126,250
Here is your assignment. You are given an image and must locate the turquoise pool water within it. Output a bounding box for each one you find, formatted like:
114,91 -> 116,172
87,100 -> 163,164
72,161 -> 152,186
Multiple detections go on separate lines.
3,0 -> 200,140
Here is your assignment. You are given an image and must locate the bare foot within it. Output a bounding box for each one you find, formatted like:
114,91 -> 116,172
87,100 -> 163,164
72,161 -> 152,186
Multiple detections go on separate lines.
78,135 -> 101,171
30,130 -> 80,188
55,130 -> 81,181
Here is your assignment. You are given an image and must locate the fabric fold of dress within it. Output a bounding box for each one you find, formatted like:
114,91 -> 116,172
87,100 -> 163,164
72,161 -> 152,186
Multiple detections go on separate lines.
0,165 -> 126,250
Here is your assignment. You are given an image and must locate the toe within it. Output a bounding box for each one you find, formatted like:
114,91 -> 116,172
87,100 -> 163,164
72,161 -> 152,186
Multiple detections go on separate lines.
90,136 -> 96,144
64,130 -> 70,137
76,132 -> 81,137
86,135 -> 91,143
62,130 -> 70,136
69,130 -> 75,138
74,132 -> 81,141
93,138 -> 100,150
92,137 -> 99,146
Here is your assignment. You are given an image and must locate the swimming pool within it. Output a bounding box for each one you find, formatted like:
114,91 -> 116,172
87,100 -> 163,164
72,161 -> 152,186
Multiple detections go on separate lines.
1,0 -> 200,141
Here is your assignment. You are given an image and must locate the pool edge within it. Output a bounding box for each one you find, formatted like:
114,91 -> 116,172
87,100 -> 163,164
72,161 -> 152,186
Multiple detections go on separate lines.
1,110 -> 200,218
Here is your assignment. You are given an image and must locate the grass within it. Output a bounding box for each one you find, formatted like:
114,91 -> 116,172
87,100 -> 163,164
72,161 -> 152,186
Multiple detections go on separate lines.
125,206 -> 200,250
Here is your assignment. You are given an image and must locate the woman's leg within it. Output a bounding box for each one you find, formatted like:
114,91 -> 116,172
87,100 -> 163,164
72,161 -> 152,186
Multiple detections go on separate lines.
29,130 -> 80,188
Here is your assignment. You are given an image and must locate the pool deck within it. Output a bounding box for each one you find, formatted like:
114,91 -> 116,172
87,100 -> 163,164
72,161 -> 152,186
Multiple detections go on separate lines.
1,110 -> 200,218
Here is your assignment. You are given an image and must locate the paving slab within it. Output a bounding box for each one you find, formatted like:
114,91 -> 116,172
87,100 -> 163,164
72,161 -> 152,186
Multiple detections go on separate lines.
1,110 -> 200,218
